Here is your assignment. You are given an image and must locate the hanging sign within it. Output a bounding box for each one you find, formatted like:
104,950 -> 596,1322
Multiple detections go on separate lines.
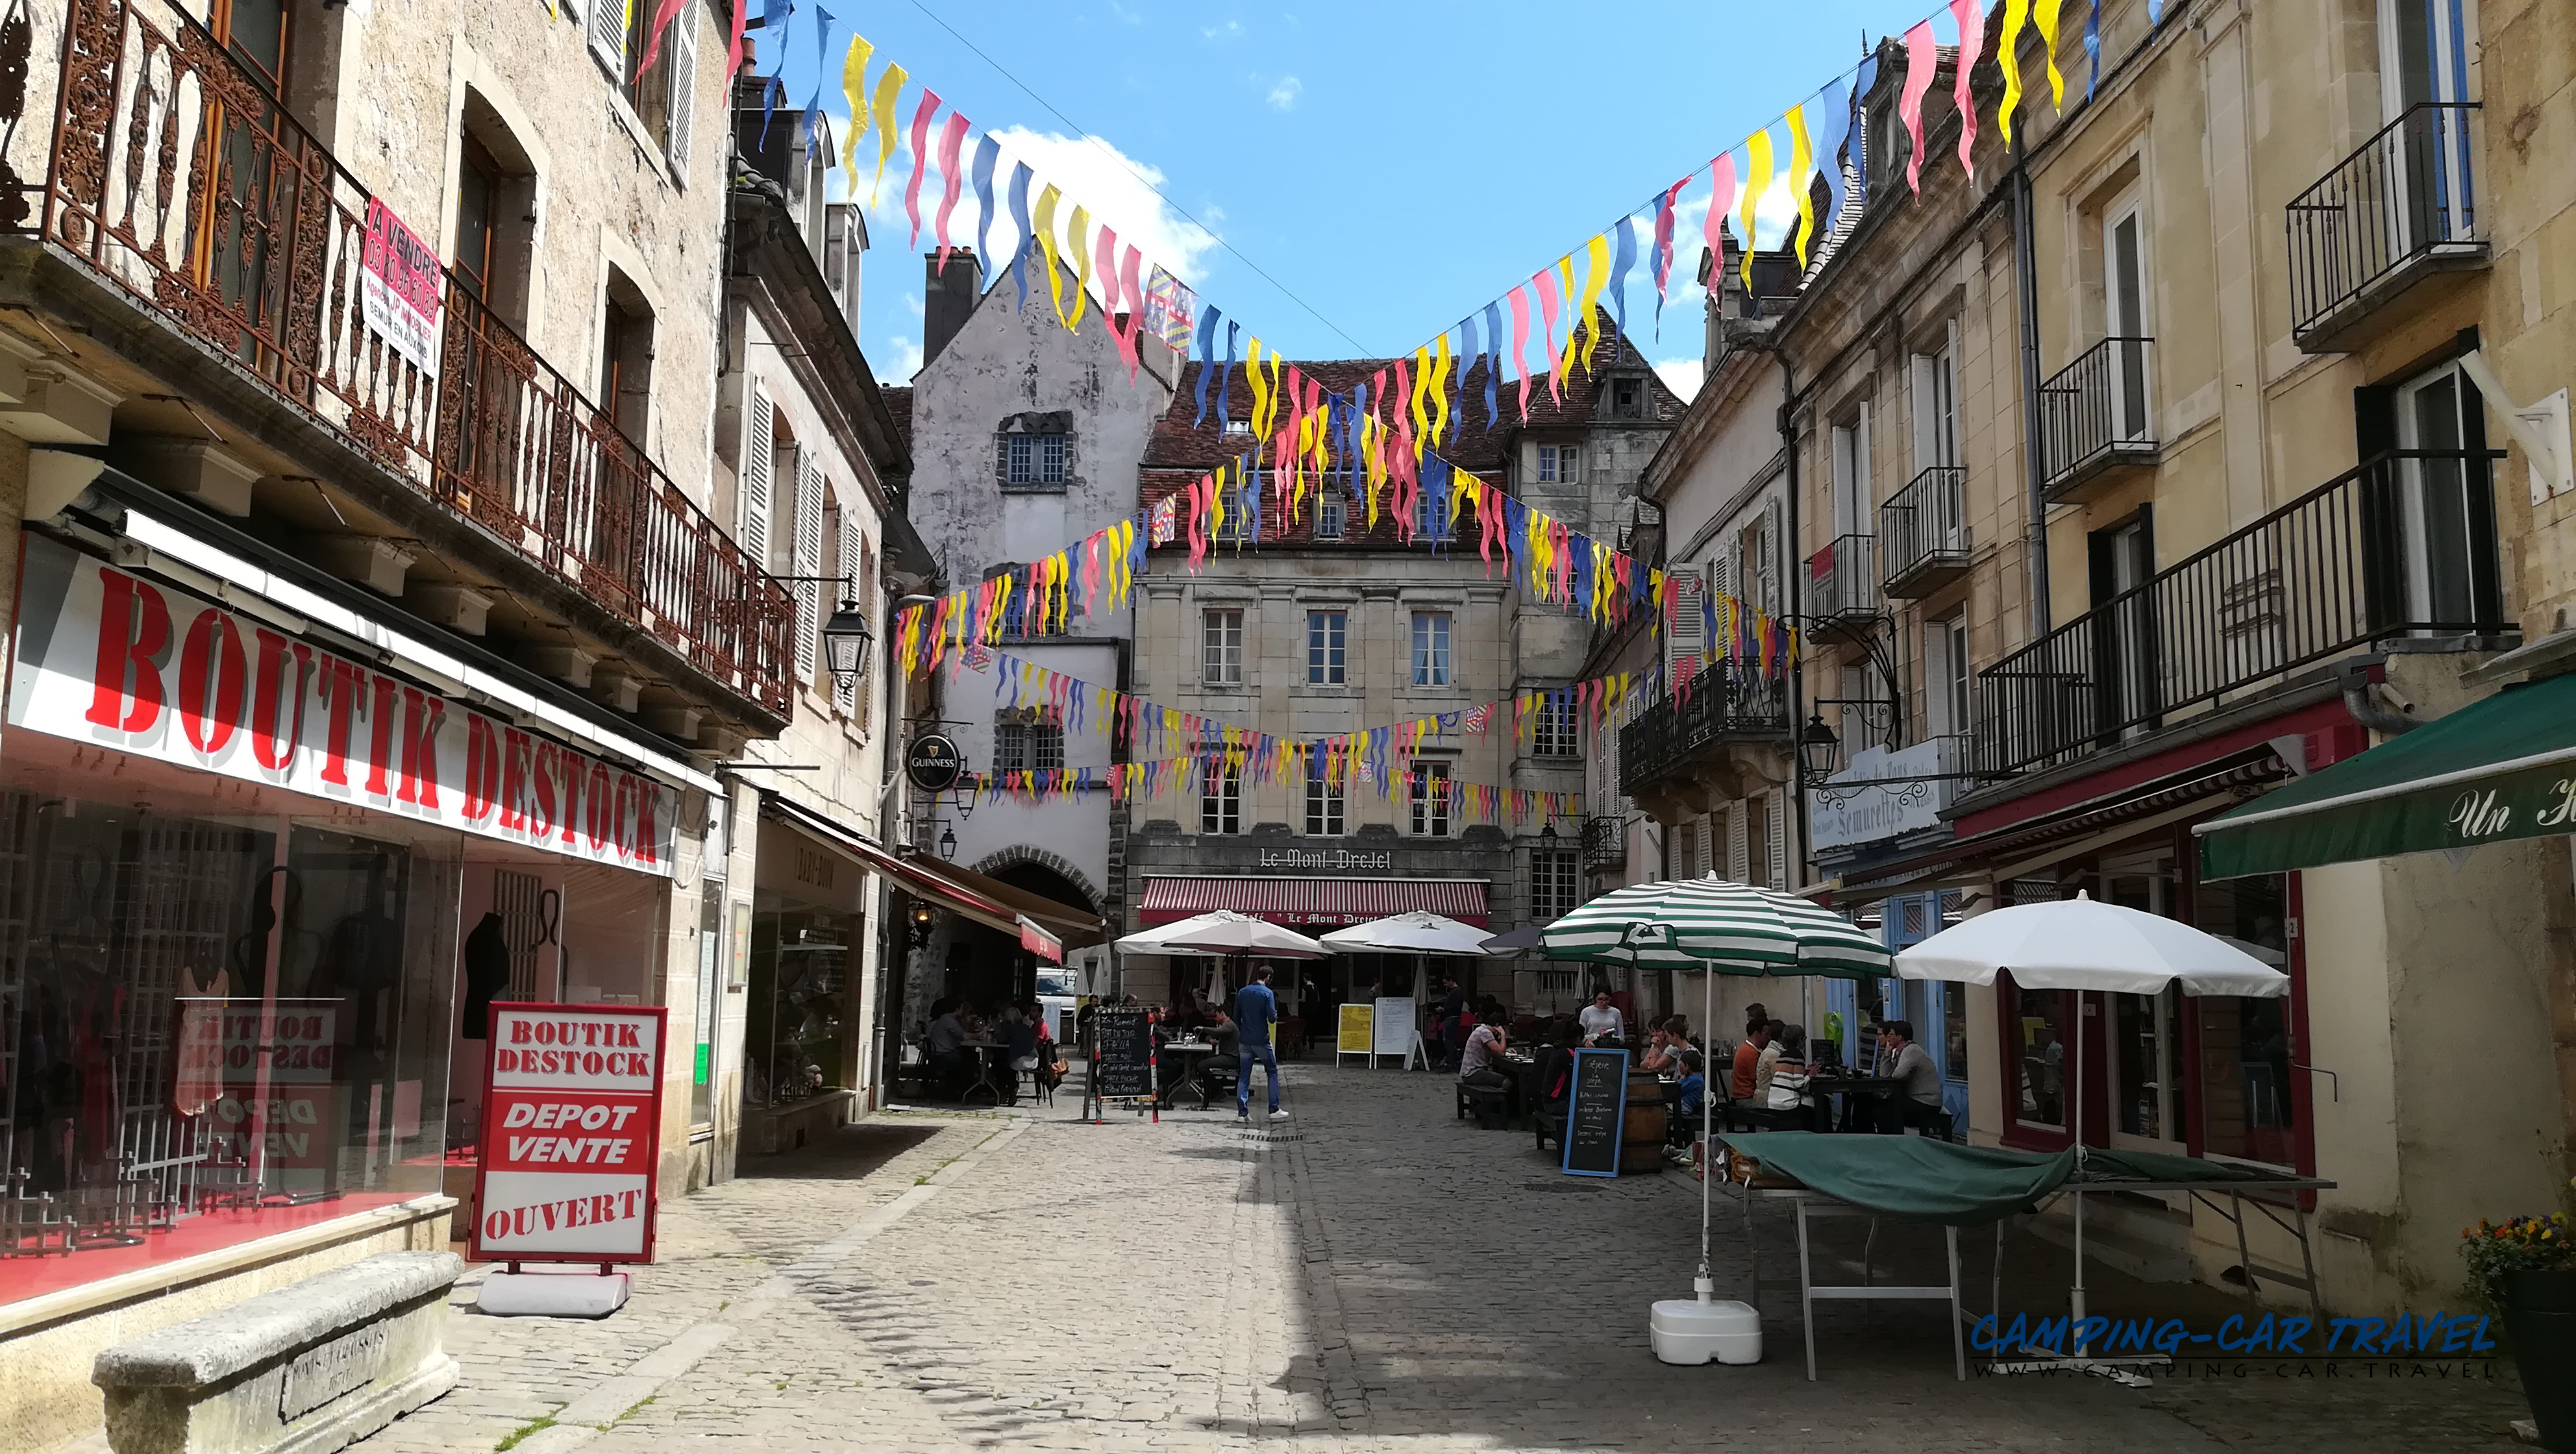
1561,1048 -> 1630,1178
360,199 -> 443,378
6,539 -> 678,876
469,1002 -> 669,1263
906,733 -> 965,791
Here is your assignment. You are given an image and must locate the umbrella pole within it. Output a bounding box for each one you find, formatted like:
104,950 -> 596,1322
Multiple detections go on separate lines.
1700,963 -> 1714,1301
2072,987 -> 2090,1355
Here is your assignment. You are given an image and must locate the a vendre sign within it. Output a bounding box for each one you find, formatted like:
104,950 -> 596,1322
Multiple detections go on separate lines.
471,1003 -> 668,1263
6,537 -> 677,875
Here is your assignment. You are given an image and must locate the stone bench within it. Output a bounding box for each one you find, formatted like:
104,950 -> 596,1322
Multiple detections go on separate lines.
93,1250 -> 462,1454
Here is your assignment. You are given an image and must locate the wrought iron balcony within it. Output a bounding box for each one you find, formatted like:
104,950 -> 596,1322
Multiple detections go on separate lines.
22,0 -> 795,717
1808,534 -> 1879,621
1581,815 -> 1626,874
2287,103 -> 2486,354
1616,667 -> 1791,799
1880,466 -> 1968,598
2039,336 -> 2157,503
1974,449 -> 2508,777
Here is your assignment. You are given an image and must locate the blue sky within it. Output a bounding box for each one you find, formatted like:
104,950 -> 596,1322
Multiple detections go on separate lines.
760,1 -> 1935,399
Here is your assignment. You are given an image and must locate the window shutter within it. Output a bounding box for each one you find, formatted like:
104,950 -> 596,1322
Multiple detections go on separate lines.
1761,501 -> 1783,613
794,452 -> 826,684
588,0 -> 624,73
1766,793 -> 1787,888
664,6 -> 697,185
739,390 -> 774,567
836,509 -> 861,717
1663,567 -> 1705,674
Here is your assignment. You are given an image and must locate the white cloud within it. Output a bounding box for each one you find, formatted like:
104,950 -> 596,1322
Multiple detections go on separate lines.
1653,356 -> 1704,402
1108,0 -> 1143,22
1202,18 -> 1242,40
1265,75 -> 1302,111
880,335 -> 923,383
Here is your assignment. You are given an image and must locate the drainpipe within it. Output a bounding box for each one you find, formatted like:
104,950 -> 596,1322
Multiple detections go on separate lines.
1781,354 -> 1810,890
2334,656 -> 2419,735
2012,147 -> 2051,638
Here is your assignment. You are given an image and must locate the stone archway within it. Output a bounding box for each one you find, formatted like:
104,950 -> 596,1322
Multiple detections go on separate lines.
969,846 -> 1101,914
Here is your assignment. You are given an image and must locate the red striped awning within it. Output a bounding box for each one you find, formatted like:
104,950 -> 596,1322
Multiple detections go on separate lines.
1137,877 -> 1489,929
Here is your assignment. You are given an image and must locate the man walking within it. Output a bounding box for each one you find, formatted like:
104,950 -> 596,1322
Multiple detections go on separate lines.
1234,965 -> 1287,1120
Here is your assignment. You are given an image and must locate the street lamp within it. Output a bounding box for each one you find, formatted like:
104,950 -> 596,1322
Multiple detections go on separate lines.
938,824 -> 958,859
1798,712 -> 1842,782
1539,820 -> 1559,843
820,600 -> 873,685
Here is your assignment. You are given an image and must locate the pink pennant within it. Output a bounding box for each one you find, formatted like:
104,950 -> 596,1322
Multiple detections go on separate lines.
932,110 -> 970,268
1114,244 -> 1146,378
1506,286 -> 1533,421
1703,152 -> 1737,269
1533,266 -> 1564,405
904,91 -> 941,249
1950,0 -> 1985,179
1653,175 -> 1687,301
1900,20 -> 1937,194
1094,225 -> 1121,327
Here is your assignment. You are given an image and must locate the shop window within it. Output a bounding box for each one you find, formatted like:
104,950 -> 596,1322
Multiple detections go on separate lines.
2007,976 -> 2070,1129
745,911 -> 847,1106
2192,872 -> 2298,1166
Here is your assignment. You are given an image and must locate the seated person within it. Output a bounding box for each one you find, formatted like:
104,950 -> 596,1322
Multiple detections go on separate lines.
1672,1045 -> 1708,1120
1729,1018 -> 1774,1103
1877,1020 -> 1947,1134
1762,1022 -> 1813,1112
998,1004 -> 1040,1103
1637,1026 -> 1685,1076
1531,1024 -> 1583,1133
1199,1009 -> 1241,1095
1457,1017 -> 1509,1091
924,1000 -> 971,1099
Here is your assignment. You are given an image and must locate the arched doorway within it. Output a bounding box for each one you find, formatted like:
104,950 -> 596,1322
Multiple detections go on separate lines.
940,860 -> 1096,1013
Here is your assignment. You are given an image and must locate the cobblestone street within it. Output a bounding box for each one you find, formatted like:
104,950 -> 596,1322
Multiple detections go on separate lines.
354,1066 -> 2534,1454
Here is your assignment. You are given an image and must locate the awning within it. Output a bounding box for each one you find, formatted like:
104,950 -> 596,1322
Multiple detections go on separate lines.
2197,672 -> 2576,878
758,796 -> 1102,951
1136,876 -> 1490,930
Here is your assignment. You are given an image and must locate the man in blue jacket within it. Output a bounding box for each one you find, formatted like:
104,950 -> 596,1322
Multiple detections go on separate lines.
1233,965 -> 1287,1120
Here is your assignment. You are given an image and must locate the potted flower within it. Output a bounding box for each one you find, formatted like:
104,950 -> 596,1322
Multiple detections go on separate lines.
2462,1203 -> 2576,1451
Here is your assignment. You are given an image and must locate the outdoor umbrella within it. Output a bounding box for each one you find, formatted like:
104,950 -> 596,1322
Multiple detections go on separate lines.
1478,923 -> 1548,954
1319,911 -> 1493,955
1892,891 -> 2288,1368
1115,910 -> 1264,958
1542,874 -> 1892,1358
1156,913 -> 1328,959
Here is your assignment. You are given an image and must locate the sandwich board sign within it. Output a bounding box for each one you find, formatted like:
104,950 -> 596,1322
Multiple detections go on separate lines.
1561,1048 -> 1629,1178
469,1002 -> 668,1263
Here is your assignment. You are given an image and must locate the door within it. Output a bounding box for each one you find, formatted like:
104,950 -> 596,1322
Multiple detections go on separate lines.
2379,0 -> 2475,252
2103,196 -> 2152,443
2089,511 -> 2157,741
2390,362 -> 2490,628
197,0 -> 295,376
2101,852 -> 2186,1151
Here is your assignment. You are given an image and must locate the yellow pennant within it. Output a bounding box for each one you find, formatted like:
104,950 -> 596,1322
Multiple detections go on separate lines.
1034,185 -> 1070,327
1997,0 -> 2031,146
840,38 -> 874,177
1063,205 -> 1093,332
1574,232 -> 1611,373
1551,255 -> 1578,390
868,62 -> 908,204
1208,463 -> 1228,540
2034,0 -> 2067,108
1246,338 -> 1273,441
1409,347 -> 1433,459
1739,129 -> 1774,293
1428,330 -> 1453,444
1785,105 -> 1817,267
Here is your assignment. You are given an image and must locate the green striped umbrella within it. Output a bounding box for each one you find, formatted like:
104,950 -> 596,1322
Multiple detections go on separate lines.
1541,874 -> 1890,978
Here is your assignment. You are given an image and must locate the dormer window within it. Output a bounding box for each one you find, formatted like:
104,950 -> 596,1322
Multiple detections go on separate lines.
1610,376 -> 1645,421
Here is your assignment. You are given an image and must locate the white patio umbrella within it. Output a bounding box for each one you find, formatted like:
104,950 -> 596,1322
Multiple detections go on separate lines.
1543,875 -> 1892,1362
1115,910 -> 1259,958
1893,890 -> 2288,1366
1319,910 -> 1494,955
1156,913 -> 1328,959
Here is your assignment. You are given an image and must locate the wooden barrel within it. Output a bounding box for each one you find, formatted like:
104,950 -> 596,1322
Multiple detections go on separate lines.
1621,1071 -> 1668,1173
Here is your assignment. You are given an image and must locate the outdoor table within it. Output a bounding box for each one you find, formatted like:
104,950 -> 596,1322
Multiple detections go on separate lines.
1158,1039 -> 1219,1108
958,1041 -> 1015,1105
1805,1074 -> 1906,1131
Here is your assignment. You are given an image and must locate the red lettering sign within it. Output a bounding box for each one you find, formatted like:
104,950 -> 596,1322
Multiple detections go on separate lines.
470,1003 -> 666,1264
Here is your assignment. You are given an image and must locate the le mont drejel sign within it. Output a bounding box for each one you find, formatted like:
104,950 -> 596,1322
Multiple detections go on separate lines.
471,1003 -> 669,1263
7,538 -> 678,876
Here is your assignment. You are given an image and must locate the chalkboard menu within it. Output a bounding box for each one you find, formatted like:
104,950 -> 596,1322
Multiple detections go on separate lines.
1561,1048 -> 1629,1178
1093,1007 -> 1154,1100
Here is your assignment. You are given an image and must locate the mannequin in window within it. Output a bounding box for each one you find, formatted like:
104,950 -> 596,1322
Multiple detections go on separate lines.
319,855 -> 403,1054
462,912 -> 511,1038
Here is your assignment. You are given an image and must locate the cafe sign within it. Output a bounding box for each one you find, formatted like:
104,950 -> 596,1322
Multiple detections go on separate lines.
1255,846 -> 1394,872
905,732 -> 964,792
1807,738 -> 1965,853
8,538 -> 678,875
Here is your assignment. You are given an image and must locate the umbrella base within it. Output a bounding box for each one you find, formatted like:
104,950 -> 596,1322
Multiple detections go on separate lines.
1650,1298 -> 1762,1366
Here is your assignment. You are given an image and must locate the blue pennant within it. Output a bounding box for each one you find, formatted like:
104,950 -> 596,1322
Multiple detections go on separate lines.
1193,306 -> 1220,425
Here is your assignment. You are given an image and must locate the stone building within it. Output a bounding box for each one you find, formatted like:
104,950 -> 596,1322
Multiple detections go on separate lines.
882,249 -> 1178,1032
1121,325 -> 1681,1016
0,2 -> 930,1443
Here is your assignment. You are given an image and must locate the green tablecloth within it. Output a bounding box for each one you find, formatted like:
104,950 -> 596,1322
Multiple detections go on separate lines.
1718,1133 -> 2075,1226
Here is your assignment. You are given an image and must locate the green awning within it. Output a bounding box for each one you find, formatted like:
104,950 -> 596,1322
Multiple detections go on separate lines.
2196,671 -> 2576,879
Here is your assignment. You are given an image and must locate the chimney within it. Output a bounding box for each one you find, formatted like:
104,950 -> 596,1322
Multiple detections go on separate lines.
921,251 -> 982,369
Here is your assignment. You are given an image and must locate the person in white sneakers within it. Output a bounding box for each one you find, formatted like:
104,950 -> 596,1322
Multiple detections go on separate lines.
1233,965 -> 1288,1119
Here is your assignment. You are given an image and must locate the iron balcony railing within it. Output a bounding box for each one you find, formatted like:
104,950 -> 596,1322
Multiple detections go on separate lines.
1581,815 -> 1626,874
2039,336 -> 2156,491
1879,465 -> 1968,592
26,0 -> 795,715
1974,449 -> 2507,776
1617,666 -> 1791,798
2286,103 -> 2482,344
1808,533 -> 1879,619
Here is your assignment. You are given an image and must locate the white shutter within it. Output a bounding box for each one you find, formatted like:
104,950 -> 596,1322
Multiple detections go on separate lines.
588,0 -> 625,73
1697,813 -> 1717,878
1663,567 -> 1705,674
665,5 -> 697,185
739,390 -> 774,567
836,508 -> 861,716
793,453 -> 826,684
1761,501 -> 1783,613
1909,354 -> 1936,473
1766,792 -> 1787,888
